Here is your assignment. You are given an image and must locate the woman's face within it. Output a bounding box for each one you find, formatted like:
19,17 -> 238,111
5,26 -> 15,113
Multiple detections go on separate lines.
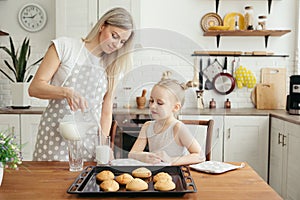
99,25 -> 132,54
149,86 -> 178,120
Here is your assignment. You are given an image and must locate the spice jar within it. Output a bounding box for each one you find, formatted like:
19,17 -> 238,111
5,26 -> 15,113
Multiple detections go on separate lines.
224,99 -> 231,109
258,15 -> 267,30
244,6 -> 254,30
209,98 -> 216,109
196,90 -> 204,109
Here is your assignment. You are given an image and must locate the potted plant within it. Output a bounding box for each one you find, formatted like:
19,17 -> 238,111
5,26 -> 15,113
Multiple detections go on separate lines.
0,37 -> 43,108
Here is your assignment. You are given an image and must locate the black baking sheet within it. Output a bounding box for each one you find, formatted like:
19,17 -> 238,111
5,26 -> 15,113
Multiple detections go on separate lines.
67,165 -> 197,197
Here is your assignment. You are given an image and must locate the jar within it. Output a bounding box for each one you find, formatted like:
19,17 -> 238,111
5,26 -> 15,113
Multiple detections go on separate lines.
244,6 -> 254,30
209,98 -> 216,109
224,99 -> 231,109
258,15 -> 267,30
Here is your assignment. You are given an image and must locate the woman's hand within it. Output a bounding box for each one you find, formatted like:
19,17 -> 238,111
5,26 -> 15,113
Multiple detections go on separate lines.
154,151 -> 173,164
65,88 -> 88,112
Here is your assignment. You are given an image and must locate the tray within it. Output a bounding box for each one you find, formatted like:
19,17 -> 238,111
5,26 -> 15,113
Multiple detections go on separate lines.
67,165 -> 197,197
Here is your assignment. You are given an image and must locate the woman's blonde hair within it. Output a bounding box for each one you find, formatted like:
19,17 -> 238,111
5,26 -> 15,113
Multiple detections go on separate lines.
83,7 -> 135,94
154,71 -> 190,106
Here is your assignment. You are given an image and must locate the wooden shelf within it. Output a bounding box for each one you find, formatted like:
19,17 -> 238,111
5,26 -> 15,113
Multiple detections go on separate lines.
203,30 -> 291,48
0,30 -> 9,36
192,53 -> 289,58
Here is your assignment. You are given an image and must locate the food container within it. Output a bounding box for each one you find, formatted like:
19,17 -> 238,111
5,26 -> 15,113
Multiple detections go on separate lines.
67,165 -> 197,197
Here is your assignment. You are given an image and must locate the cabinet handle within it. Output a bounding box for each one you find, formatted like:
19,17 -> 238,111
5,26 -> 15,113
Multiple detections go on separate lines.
282,135 -> 287,146
216,128 -> 220,138
278,132 -> 282,144
227,128 -> 231,139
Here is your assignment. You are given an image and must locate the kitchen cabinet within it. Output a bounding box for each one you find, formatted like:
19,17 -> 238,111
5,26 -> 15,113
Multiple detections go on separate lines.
178,115 -> 224,162
269,117 -> 300,200
0,114 -> 41,161
224,116 -> 269,181
20,115 -> 41,161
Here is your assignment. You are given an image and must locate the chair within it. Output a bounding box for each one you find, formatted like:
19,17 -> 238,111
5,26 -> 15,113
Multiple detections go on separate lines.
180,119 -> 214,161
109,120 -> 118,150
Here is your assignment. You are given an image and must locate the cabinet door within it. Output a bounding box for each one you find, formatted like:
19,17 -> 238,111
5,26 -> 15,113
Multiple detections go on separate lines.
20,114 -> 41,161
269,117 -> 285,197
178,115 -> 223,161
224,116 -> 269,181
0,114 -> 20,144
286,122 -> 300,200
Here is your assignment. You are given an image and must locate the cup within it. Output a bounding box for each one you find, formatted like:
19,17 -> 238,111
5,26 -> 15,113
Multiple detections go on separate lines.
95,135 -> 111,165
67,140 -> 83,172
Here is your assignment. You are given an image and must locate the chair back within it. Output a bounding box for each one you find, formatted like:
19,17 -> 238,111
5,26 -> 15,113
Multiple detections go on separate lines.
180,119 -> 214,161
110,120 -> 118,150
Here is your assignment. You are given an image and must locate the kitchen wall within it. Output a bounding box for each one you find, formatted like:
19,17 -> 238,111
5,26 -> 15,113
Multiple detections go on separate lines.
0,0 -> 299,109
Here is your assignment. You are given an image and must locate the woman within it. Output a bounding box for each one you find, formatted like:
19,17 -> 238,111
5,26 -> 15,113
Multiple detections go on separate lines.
28,7 -> 134,161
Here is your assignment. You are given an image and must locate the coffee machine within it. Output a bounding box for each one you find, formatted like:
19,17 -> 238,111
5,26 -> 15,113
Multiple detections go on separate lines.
286,75 -> 300,115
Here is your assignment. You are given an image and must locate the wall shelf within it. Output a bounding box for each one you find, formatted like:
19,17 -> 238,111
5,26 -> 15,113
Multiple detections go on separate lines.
192,53 -> 289,58
203,30 -> 291,48
0,30 -> 9,36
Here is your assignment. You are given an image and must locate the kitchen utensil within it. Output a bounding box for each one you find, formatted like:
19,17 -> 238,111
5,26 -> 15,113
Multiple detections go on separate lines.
223,12 -> 245,30
213,57 -> 236,95
187,57 -> 199,88
200,12 -> 223,32
261,68 -> 286,109
204,58 -> 214,90
199,58 -> 203,90
256,83 -> 277,109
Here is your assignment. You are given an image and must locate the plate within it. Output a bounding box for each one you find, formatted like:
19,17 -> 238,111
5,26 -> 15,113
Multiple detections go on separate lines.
190,161 -> 245,174
208,26 -> 230,31
223,12 -> 245,30
200,12 -> 223,32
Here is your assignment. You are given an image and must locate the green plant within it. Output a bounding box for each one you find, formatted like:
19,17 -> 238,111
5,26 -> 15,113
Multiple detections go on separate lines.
0,129 -> 22,170
0,36 -> 43,83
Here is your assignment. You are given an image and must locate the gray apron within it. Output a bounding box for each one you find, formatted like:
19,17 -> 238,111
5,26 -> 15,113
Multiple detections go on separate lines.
33,44 -> 107,161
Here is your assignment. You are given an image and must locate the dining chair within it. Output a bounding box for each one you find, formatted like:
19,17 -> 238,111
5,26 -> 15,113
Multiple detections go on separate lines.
180,119 -> 214,161
109,120 -> 118,150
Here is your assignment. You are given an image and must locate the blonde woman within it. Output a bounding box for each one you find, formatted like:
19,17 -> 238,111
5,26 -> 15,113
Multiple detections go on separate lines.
129,72 -> 205,166
29,7 -> 134,161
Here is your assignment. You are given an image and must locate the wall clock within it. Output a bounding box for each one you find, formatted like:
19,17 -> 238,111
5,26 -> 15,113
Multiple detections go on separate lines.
18,3 -> 47,32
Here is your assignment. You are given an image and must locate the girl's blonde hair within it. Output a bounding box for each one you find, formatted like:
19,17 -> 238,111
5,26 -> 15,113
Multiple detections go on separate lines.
154,71 -> 190,106
83,7 -> 135,94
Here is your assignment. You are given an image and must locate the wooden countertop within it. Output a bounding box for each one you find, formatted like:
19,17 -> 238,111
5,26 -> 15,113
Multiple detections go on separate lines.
0,161 -> 282,200
1,107 -> 299,125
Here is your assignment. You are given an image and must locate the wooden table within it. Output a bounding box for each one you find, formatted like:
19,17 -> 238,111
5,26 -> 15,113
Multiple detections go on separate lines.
0,161 -> 282,200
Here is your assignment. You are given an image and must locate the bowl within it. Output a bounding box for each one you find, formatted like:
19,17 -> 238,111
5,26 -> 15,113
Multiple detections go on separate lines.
208,26 -> 230,31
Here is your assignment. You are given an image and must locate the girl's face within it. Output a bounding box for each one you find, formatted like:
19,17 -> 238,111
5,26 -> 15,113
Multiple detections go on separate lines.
99,25 -> 132,54
149,86 -> 180,120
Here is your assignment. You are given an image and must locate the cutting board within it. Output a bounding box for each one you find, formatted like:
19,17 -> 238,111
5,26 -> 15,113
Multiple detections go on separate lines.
260,68 -> 286,109
256,83 -> 277,109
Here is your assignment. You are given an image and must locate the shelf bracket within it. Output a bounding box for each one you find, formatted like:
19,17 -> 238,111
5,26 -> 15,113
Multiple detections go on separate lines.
264,35 -> 270,48
216,35 -> 221,48
268,0 -> 272,14
215,0 -> 219,13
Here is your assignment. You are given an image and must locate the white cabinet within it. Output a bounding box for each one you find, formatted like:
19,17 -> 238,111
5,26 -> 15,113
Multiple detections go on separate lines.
0,114 -> 20,145
269,117 -> 300,200
20,115 -> 41,161
178,115 -> 224,162
224,116 -> 269,181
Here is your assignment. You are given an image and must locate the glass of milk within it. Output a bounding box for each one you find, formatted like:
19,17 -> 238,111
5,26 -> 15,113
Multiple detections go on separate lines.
95,135 -> 111,165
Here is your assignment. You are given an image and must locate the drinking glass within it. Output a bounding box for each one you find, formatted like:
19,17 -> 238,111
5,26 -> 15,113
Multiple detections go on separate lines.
67,140 -> 83,171
95,135 -> 111,165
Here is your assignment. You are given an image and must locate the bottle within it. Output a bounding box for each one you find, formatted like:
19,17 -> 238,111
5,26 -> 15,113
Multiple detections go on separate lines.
224,99 -> 231,109
196,90 -> 204,109
257,15 -> 267,30
244,6 -> 254,30
209,98 -> 216,109
234,15 -> 240,30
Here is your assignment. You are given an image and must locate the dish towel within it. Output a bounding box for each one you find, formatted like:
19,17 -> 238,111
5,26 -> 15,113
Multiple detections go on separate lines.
190,161 -> 245,174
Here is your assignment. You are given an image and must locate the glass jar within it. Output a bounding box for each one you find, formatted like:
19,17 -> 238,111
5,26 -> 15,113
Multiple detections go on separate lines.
258,15 -> 267,30
244,6 -> 254,30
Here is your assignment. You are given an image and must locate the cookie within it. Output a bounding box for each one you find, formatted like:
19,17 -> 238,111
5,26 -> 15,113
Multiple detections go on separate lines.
126,178 -> 148,191
100,179 -> 120,192
115,173 -> 134,185
154,179 -> 176,191
153,172 -> 172,183
132,167 -> 152,178
96,170 -> 114,182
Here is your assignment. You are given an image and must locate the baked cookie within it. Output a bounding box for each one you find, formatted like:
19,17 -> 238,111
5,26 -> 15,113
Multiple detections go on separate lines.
115,173 -> 134,185
96,170 -> 114,182
153,172 -> 172,183
154,179 -> 176,191
132,167 -> 152,178
100,179 -> 120,192
126,178 -> 148,191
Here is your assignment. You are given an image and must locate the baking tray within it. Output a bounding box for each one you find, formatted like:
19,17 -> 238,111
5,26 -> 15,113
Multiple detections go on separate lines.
67,165 -> 197,197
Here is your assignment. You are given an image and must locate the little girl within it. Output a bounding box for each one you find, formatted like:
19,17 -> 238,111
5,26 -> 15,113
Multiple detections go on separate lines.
128,71 -> 205,166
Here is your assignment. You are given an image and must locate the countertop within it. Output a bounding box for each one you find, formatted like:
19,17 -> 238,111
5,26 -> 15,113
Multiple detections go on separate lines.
0,161 -> 282,200
1,106 -> 300,125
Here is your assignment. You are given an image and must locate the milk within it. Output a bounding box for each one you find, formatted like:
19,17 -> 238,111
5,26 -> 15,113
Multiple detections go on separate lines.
96,145 -> 110,165
59,122 -> 81,141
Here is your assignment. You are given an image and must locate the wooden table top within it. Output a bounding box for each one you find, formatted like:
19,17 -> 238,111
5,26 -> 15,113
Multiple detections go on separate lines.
0,161 -> 282,200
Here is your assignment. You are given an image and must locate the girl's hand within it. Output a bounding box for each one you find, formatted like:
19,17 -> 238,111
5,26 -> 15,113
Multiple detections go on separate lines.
66,88 -> 88,112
